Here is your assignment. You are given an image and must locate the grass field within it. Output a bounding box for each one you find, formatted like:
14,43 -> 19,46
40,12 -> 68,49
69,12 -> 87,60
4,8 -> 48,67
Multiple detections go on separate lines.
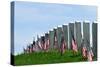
14,50 -> 96,66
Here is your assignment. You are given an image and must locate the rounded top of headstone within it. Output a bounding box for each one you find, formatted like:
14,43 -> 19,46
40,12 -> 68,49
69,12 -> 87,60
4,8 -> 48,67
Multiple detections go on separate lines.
93,20 -> 97,23
63,23 -> 68,25
69,21 -> 74,23
83,20 -> 90,23
54,27 -> 57,29
75,20 -> 81,23
58,25 -> 62,27
49,29 -> 53,31
47,31 -> 49,34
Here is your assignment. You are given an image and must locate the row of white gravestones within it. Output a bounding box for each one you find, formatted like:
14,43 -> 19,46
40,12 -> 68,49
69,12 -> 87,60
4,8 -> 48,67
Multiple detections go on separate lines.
22,21 -> 97,60
48,22 -> 97,59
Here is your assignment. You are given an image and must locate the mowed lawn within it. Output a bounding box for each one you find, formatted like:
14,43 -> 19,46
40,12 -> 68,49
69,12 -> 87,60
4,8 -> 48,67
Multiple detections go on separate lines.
14,50 -> 94,66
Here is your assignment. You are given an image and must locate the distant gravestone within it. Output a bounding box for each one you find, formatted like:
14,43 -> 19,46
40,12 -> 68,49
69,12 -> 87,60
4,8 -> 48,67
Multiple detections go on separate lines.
62,25 -> 68,49
92,23 -> 97,60
83,22 -> 90,51
45,33 -> 49,40
74,22 -> 82,50
53,28 -> 58,50
49,30 -> 54,50
68,23 -> 74,49
57,27 -> 62,49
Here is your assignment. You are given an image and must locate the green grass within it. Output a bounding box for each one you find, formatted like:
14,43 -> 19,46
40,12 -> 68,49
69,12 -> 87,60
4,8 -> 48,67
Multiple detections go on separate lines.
14,50 -> 96,66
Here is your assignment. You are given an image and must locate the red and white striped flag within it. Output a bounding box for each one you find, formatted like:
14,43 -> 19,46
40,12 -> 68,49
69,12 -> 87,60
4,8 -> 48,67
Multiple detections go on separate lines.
44,39 -> 50,51
62,40 -> 66,53
38,40 -> 42,49
60,35 -> 66,54
72,37 -> 78,52
87,50 -> 94,61
90,49 -> 94,57
82,46 -> 87,58
54,36 -> 57,42
44,41 -> 47,50
46,39 -> 50,49
30,46 -> 32,53
87,51 -> 92,61
41,43 -> 44,50
32,45 -> 36,51
54,36 -> 58,49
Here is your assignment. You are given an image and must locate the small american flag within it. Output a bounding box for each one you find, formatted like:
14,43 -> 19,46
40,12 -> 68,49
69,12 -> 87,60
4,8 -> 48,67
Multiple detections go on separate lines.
46,39 -> 50,49
43,38 -> 50,51
62,40 -> 66,53
82,46 -> 87,58
87,49 -> 94,61
44,41 -> 47,50
54,36 -> 58,49
72,36 -> 78,52
38,40 -> 42,49
87,51 -> 92,61
60,35 -> 66,54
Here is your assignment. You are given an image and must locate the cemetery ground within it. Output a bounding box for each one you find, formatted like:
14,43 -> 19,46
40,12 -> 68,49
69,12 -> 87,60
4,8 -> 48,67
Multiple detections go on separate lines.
14,50 -> 96,66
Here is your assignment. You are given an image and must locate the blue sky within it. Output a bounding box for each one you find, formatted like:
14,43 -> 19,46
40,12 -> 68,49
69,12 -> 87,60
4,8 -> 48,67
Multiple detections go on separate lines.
14,1 -> 97,55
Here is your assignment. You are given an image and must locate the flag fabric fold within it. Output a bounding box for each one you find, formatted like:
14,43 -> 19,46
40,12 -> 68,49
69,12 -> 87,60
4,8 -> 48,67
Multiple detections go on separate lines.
72,36 -> 78,52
